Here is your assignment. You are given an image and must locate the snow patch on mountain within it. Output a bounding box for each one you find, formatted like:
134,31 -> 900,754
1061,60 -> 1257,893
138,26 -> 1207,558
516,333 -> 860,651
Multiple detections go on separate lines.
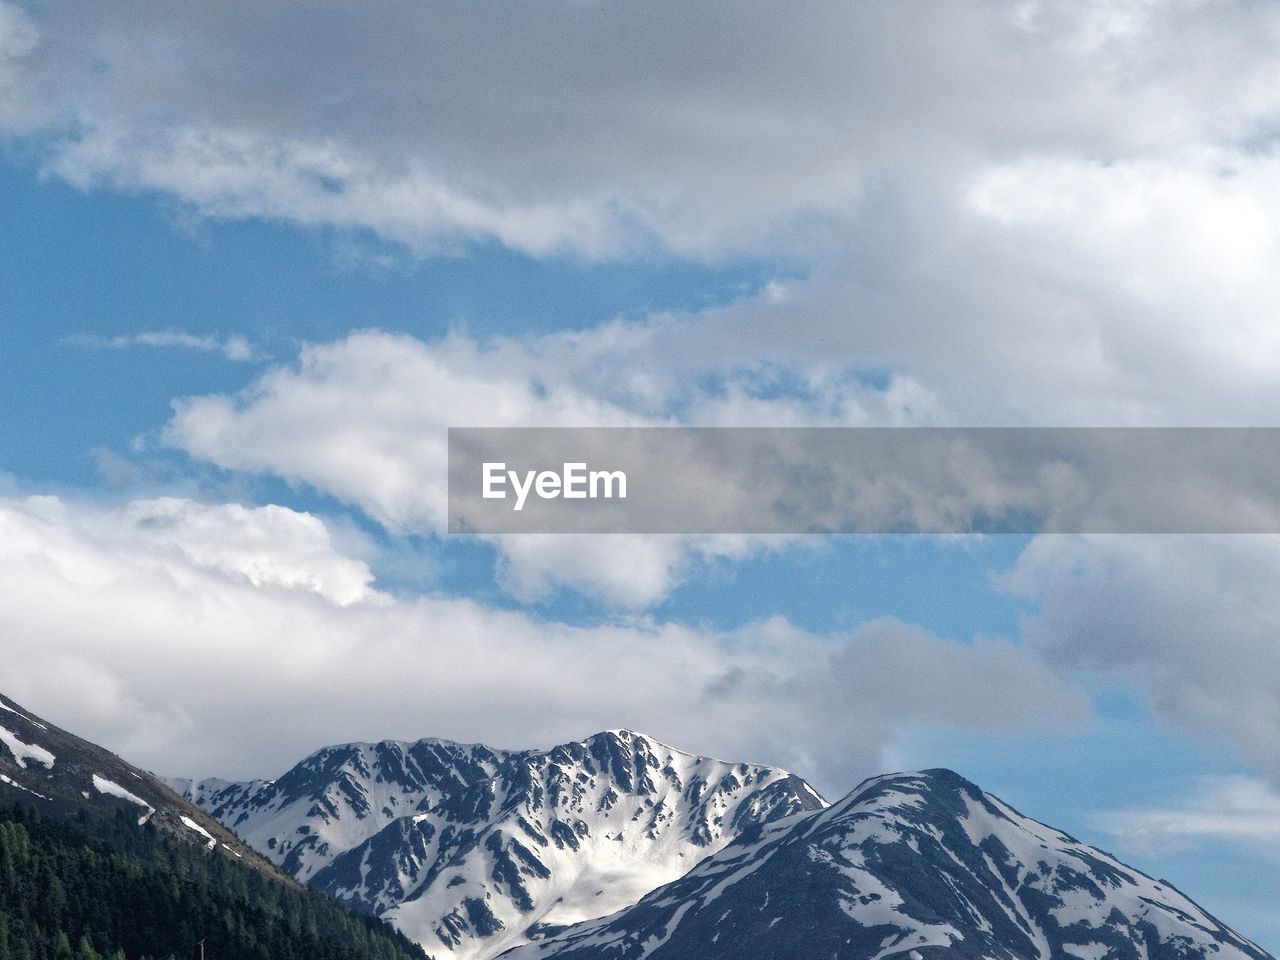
180,814 -> 218,849
1,772 -> 50,800
0,724 -> 55,769
0,699 -> 47,730
93,774 -> 155,825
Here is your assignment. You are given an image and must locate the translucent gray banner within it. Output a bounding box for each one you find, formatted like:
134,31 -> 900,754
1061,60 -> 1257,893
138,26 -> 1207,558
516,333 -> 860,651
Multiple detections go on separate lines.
447,427 -> 1280,534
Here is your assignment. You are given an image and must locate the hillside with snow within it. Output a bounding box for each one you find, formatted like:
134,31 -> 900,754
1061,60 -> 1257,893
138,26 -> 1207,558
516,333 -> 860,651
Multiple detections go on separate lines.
503,769 -> 1273,960
0,691 -> 266,865
173,729 -> 825,960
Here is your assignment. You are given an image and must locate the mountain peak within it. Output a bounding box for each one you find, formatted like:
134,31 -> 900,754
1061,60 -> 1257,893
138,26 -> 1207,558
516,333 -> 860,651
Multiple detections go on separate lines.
507,766 -> 1271,960
824,767 -> 1012,820
582,728 -> 689,756
856,766 -> 979,792
179,729 -> 826,960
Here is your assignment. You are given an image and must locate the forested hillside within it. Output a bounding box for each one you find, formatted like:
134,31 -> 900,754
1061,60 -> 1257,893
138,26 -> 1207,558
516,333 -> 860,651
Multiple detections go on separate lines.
0,801 -> 428,960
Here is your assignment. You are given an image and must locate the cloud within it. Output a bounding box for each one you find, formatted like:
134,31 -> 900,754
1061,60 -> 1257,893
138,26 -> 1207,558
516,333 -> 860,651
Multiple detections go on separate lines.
6,0 -> 1280,828
9,0 -> 1280,435
0,2 -> 36,126
167,330 -> 646,534
6,0 -> 1280,257
12,494 -> 382,606
1003,534 -> 1280,784
0,491 -> 1087,789
492,535 -> 715,609
654,145 -> 1280,428
66,330 -> 260,362
164,328 -> 915,606
47,123 -> 629,259
1095,776 -> 1280,860
490,534 -> 810,608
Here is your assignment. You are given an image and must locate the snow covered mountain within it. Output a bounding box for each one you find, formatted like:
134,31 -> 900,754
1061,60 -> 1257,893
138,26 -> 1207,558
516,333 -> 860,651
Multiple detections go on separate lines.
0,690 -> 262,862
172,729 -> 826,960
503,768 -> 1273,960
168,737 -> 507,884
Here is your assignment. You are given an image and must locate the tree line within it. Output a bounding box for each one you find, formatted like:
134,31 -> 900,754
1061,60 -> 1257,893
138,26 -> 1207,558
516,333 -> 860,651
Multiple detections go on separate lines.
0,801 -> 430,960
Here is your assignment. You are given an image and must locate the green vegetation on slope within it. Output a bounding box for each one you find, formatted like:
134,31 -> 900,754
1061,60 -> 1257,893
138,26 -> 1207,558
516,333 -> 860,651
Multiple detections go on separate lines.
0,800 -> 428,960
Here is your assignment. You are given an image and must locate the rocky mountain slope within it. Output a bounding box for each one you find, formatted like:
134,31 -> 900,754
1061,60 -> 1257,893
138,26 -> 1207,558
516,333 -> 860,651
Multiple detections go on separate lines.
0,690 -> 261,863
172,729 -> 826,960
502,768 -> 1272,960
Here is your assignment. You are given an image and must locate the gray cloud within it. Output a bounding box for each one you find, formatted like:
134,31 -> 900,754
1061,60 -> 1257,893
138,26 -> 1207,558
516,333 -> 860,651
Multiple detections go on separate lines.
0,3 -> 34,125
652,147 -> 1280,428
8,0 -> 1280,432
6,0 -> 1280,257
1004,534 -> 1280,784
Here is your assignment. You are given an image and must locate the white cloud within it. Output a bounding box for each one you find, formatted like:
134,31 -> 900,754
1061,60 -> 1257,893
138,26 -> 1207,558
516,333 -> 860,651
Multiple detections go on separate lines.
491,534 -> 807,608
1095,776 -> 1280,860
164,329 -> 913,606
167,330 -> 646,534
1003,534 -> 1280,784
12,494 -> 382,607
67,330 -> 259,362
0,492 -> 1087,789
492,535 -> 704,609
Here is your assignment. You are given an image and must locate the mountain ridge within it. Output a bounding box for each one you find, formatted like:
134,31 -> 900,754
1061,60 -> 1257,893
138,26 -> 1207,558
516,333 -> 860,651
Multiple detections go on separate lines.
499,767 -> 1272,960
8,694 -> 1268,960
174,728 -> 826,960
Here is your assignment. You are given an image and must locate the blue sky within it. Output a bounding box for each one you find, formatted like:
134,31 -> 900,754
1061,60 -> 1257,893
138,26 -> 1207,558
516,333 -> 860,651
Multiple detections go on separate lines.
0,174 -> 775,488
1,0 -> 1279,950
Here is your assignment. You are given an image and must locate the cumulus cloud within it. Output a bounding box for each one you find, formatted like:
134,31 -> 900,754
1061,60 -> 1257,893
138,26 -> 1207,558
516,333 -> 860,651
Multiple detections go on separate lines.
1095,776 -> 1280,860
0,492 -> 1087,789
167,330 -> 645,534
493,535 -> 707,609
1003,535 -> 1280,784
490,534 -> 814,608
11,495 -> 382,606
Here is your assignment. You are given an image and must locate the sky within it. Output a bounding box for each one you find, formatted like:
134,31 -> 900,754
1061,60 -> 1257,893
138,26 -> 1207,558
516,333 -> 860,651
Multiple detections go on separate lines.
1,0 -> 1279,948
